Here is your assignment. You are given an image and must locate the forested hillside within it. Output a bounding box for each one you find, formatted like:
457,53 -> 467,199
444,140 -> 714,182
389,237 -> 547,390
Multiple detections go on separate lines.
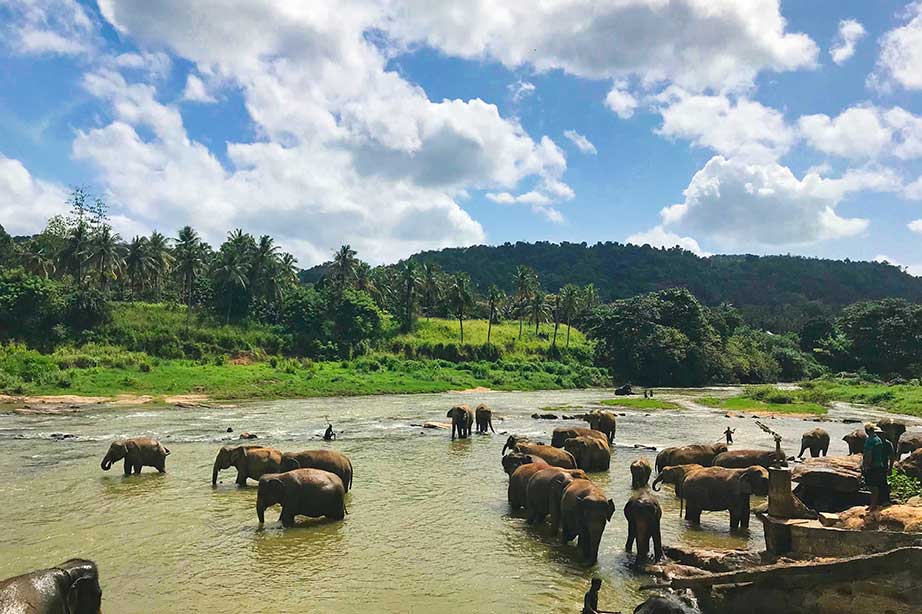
312,242 -> 922,332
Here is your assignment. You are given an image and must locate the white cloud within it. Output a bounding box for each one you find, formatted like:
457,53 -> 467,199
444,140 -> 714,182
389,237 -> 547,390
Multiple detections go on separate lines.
830,19 -> 866,65
798,106 -> 893,159
909,219 -> 922,233
659,156 -> 900,248
656,89 -> 794,162
563,130 -> 597,155
113,51 -> 172,80
0,153 -> 68,235
874,254 -> 922,277
182,74 -> 216,103
605,84 -> 638,119
625,226 -> 707,256
79,1 -> 577,264
1,0 -> 96,57
872,2 -> 922,91
906,177 -> 922,200
509,80 -> 535,103
385,0 -> 817,92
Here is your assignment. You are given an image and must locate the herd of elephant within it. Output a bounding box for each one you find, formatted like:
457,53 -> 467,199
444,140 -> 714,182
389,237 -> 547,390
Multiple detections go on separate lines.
98,436 -> 354,525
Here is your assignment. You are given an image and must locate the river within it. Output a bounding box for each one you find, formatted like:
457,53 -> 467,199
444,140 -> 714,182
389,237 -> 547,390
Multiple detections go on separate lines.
0,388 -> 904,613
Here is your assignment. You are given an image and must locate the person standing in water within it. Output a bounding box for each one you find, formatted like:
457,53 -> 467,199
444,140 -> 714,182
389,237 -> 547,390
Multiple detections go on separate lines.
323,424 -> 336,441
724,427 -> 735,445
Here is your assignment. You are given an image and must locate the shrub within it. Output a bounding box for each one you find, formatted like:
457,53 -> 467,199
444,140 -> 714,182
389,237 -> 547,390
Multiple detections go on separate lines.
889,469 -> 922,503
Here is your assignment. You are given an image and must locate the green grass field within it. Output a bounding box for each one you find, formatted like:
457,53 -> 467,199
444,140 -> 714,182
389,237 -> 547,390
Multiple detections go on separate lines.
805,379 -> 922,417
598,398 -> 680,410
697,396 -> 827,415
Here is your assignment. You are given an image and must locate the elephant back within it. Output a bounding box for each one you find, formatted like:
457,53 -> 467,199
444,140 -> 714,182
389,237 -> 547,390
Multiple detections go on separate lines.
551,427 -> 607,448
713,449 -> 778,470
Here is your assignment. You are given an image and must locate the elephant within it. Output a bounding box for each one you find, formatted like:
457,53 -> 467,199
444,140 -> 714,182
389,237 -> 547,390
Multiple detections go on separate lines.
877,417 -> 907,448
897,448 -> 922,480
563,435 -> 611,472
633,594 -> 701,614
798,427 -> 830,458
630,458 -> 653,489
502,436 -> 577,469
100,437 -> 170,475
713,443 -> 786,471
256,468 -> 347,526
212,445 -> 282,486
280,449 -> 354,492
0,558 -> 102,614
624,487 -> 663,565
681,465 -> 768,530
474,403 -> 496,433
898,431 -> 922,459
560,479 -> 615,564
615,384 -> 633,395
551,426 -> 608,448
651,464 -> 703,500
843,428 -> 867,455
524,466 -> 588,526
447,404 -> 475,440
502,452 -> 548,476
585,410 -> 617,444
655,443 -> 728,473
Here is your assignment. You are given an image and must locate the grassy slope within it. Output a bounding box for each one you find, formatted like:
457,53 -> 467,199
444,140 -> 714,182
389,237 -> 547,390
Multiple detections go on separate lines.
1,304 -> 605,400
697,396 -> 827,415
806,380 -> 922,417
599,398 -> 680,410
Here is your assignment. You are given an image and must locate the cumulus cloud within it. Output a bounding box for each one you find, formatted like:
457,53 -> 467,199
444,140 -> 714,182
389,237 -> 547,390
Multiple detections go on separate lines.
182,74 -> 216,103
872,2 -> 922,91
798,105 -> 922,160
906,177 -> 922,200
0,0 -> 97,56
509,80 -> 536,103
909,219 -> 922,233
656,89 -> 794,162
625,226 -> 707,256
605,83 -> 638,119
563,130 -> 597,155
385,0 -> 817,92
79,1 -> 578,264
658,156 -> 901,248
0,153 -> 68,235
830,19 -> 866,64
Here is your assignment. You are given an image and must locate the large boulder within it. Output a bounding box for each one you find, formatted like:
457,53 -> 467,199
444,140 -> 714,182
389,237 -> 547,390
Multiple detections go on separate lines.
897,448 -> 922,481
898,431 -> 922,459
792,455 -> 866,512
835,505 -> 922,532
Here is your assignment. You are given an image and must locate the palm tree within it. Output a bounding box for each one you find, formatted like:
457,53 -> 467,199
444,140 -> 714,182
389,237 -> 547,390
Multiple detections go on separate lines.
21,241 -> 55,278
125,236 -> 153,297
486,285 -> 505,345
174,226 -> 204,321
398,261 -> 420,332
550,293 -> 561,347
530,287 -> 549,335
212,248 -> 249,324
147,231 -> 174,300
421,262 -> 441,320
250,235 -> 282,301
448,273 -> 474,343
58,221 -> 91,285
560,284 -> 580,348
330,244 -> 358,292
278,253 -> 299,286
85,225 -> 125,289
512,265 -> 533,339
581,283 -> 600,318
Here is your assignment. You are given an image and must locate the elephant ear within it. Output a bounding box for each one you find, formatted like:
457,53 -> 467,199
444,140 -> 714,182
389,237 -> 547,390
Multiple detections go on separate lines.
66,574 -> 101,614
446,408 -> 454,418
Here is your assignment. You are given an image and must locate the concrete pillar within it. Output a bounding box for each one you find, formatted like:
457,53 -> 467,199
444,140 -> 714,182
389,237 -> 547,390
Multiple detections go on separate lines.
768,467 -> 794,518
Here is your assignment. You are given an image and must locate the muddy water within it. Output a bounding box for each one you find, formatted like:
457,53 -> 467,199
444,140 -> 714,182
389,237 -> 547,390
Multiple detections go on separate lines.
0,389 -> 903,613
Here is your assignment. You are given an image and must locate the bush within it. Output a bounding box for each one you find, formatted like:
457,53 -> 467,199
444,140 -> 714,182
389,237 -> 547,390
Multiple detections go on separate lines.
889,469 -> 922,503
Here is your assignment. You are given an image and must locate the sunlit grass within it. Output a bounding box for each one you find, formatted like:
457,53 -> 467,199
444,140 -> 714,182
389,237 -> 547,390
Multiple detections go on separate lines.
598,398 -> 680,410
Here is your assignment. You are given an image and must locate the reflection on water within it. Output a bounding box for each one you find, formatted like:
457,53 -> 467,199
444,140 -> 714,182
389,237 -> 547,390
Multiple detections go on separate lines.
0,388 -> 900,613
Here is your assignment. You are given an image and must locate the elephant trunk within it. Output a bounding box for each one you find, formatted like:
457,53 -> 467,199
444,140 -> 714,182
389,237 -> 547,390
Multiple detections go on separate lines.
212,461 -> 221,486
501,442 -> 510,455
651,474 -> 663,491
100,456 -> 112,471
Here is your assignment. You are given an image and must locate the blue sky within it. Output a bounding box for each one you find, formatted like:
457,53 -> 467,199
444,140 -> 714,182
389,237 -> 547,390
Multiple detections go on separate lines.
2,1 -> 922,271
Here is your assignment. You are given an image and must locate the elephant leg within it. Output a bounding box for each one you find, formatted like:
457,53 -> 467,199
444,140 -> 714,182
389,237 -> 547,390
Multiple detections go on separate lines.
625,518 -> 635,553
280,507 -> 296,527
798,444 -> 806,458
451,423 -> 457,440
235,469 -> 248,486
134,464 -> 142,474
740,498 -> 751,529
123,459 -> 132,476
685,504 -> 701,524
730,510 -> 740,531
156,459 -> 166,473
635,531 -> 649,563
652,519 -> 663,561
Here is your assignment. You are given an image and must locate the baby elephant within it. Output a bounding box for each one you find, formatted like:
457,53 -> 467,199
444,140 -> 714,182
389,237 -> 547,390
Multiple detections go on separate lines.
257,468 -> 347,526
0,558 -> 102,614
100,437 -> 170,475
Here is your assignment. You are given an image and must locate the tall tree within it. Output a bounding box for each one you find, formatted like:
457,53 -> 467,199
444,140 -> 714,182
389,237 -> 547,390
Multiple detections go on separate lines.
147,231 -> 173,300
530,286 -> 549,335
174,226 -> 204,322
85,225 -> 125,289
398,260 -> 420,332
560,283 -> 580,348
448,273 -> 474,343
421,262 -> 441,320
21,241 -> 56,279
125,236 -> 153,297
250,235 -> 282,302
486,284 -> 504,346
550,292 -> 561,347
59,221 -> 91,285
330,244 -> 358,292
212,247 -> 249,324
513,265 -> 533,339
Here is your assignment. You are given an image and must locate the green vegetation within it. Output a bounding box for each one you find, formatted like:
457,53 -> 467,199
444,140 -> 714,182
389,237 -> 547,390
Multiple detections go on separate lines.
888,469 -> 922,504
599,398 -> 680,410
697,385 -> 830,415
805,378 -> 922,417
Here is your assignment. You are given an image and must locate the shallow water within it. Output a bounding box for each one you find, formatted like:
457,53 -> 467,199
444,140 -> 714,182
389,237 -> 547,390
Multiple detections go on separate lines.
0,389 -> 905,613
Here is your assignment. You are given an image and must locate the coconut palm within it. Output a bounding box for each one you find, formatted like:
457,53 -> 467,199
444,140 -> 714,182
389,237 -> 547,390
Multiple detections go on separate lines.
530,287 -> 550,335
58,222 -> 91,285
398,260 -> 421,332
174,226 -> 204,320
560,283 -> 580,348
512,265 -> 534,339
85,225 -> 125,289
212,247 -> 249,324
581,283 -> 600,317
421,262 -> 441,320
486,285 -> 505,346
448,273 -> 474,343
550,293 -> 561,347
278,253 -> 299,287
330,244 -> 358,292
125,236 -> 153,297
250,235 -> 282,302
21,241 -> 56,278
147,231 -> 174,299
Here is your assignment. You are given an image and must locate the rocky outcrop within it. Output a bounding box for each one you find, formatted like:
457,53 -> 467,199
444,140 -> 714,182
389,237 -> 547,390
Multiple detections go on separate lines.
792,455 -> 867,512
835,504 -> 922,532
896,448 -> 922,480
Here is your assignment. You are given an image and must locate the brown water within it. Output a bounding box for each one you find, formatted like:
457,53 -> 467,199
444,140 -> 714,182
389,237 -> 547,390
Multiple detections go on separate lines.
0,389 -> 898,613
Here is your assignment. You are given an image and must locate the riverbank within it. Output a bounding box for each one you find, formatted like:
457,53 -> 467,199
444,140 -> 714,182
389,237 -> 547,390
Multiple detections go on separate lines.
806,379 -> 922,417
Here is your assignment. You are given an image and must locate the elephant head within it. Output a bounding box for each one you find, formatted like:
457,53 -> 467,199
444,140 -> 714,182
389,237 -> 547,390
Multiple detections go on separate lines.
501,435 -> 526,455
256,475 -> 284,524
652,465 -> 697,491
212,445 -> 247,485
100,440 -> 132,471
59,559 -> 103,614
737,465 -> 769,497
579,495 -> 616,564
502,452 -> 538,475
280,455 -> 301,472
630,458 -> 653,489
